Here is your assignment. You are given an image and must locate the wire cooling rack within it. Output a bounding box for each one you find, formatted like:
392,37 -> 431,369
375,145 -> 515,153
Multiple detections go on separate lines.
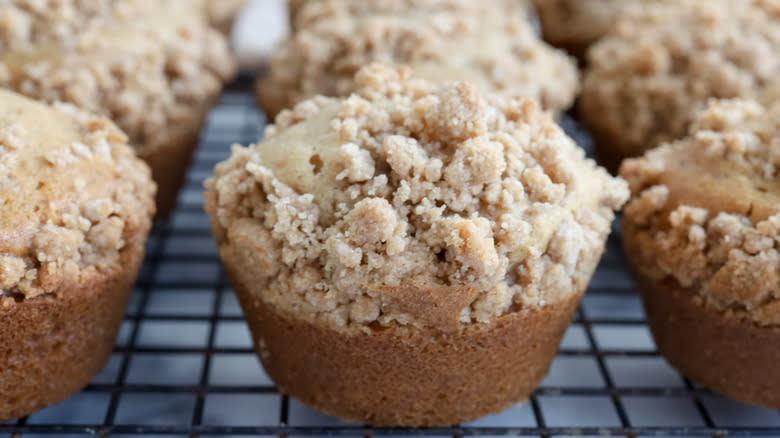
2,79 -> 780,438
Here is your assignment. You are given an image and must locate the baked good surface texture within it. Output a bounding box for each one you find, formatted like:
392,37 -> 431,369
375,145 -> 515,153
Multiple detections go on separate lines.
582,0 -> 780,171
0,89 -> 156,420
261,0 -> 578,118
530,0 -> 674,58
208,64 -> 627,425
621,98 -> 780,409
0,0 -> 236,216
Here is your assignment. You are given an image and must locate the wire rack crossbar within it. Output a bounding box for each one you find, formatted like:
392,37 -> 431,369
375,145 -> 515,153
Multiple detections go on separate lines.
3,79 -> 779,437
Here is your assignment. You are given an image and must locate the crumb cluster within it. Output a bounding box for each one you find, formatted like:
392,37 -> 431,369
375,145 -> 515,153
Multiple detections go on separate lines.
0,0 -> 235,156
622,99 -> 780,326
0,0 -> 144,52
261,0 -> 578,117
208,65 -> 627,332
0,91 -> 156,301
582,0 -> 780,160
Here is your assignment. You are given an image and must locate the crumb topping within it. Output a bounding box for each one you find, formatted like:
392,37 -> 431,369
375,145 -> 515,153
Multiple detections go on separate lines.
207,65 -> 627,332
0,90 -> 156,300
0,0 -> 235,155
263,0 -> 578,116
0,0 -> 144,52
582,0 -> 780,159
622,99 -> 780,327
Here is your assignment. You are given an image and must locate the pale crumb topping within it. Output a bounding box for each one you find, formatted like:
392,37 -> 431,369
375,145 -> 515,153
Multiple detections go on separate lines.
0,90 -> 156,300
622,99 -> 780,327
0,0 -> 236,155
0,0 -> 143,51
582,0 -> 780,160
262,0 -> 578,116
207,65 -> 627,332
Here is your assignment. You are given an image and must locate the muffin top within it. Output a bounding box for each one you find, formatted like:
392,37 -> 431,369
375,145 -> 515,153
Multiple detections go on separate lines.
582,0 -> 780,159
0,90 -> 156,302
0,0 -> 235,155
208,65 -> 627,332
262,0 -> 578,117
621,98 -> 780,327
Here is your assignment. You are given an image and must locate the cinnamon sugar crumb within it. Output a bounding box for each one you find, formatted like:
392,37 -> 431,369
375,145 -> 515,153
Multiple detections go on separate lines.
583,0 -> 780,160
0,91 -> 155,299
207,65 -> 627,332
622,99 -> 780,327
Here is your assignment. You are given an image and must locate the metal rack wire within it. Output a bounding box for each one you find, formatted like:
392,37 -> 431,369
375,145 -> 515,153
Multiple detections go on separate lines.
2,80 -> 779,438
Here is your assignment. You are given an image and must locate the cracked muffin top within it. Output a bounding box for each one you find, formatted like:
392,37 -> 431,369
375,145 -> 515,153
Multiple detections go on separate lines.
261,0 -> 578,117
0,90 -> 156,301
621,98 -> 780,327
582,0 -> 780,161
208,65 -> 627,333
0,0 -> 235,155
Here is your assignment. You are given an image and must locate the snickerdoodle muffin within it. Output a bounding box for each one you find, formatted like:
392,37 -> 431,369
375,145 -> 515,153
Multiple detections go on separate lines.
530,0 -> 677,59
260,0 -> 578,119
581,0 -> 780,172
207,65 -> 627,426
0,90 -> 156,421
0,0 -> 236,218
621,98 -> 780,410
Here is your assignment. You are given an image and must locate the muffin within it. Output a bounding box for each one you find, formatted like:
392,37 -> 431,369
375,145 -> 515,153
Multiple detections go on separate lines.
621,98 -> 780,410
530,0 -> 675,59
581,0 -> 780,172
260,0 -> 578,119
207,65 -> 628,426
0,0 -> 236,218
0,90 -> 156,421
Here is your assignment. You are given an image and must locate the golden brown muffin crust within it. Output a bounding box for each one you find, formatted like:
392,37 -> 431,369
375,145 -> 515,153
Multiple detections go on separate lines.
621,99 -> 780,327
583,0 -> 780,163
632,273 -> 780,411
208,64 -> 627,333
262,0 -> 578,117
229,265 -> 583,426
0,90 -> 155,300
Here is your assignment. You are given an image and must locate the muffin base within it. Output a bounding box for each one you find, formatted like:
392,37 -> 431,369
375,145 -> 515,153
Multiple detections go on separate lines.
138,102 -> 213,219
228,267 -> 581,427
0,247 -> 142,421
635,274 -> 780,410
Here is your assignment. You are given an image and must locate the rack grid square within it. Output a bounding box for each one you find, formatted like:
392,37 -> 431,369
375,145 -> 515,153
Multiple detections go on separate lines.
2,78 -> 779,438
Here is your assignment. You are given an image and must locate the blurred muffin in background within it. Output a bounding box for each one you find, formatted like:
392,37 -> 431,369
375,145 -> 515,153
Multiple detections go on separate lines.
260,0 -> 578,119
581,0 -> 779,172
621,98 -> 780,410
0,0 -> 236,218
